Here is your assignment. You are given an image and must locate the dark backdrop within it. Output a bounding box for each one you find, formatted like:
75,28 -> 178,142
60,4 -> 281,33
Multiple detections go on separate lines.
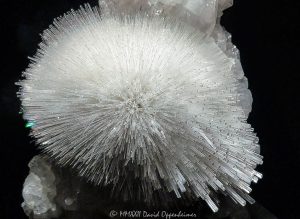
0,0 -> 299,218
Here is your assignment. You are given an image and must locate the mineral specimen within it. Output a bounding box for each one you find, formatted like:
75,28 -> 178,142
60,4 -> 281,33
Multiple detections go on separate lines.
19,0 -> 263,215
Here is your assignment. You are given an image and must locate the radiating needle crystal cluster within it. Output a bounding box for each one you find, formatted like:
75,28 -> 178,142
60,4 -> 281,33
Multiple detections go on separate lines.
18,0 -> 263,212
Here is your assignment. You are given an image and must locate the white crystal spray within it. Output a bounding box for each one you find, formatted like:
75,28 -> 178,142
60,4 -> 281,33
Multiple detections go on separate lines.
18,0 -> 263,212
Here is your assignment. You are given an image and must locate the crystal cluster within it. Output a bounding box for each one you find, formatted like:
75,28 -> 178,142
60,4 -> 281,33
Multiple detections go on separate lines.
19,0 -> 263,214
22,156 -> 59,218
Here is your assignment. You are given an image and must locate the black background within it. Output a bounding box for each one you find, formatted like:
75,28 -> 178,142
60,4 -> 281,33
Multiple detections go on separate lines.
0,0 -> 299,218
